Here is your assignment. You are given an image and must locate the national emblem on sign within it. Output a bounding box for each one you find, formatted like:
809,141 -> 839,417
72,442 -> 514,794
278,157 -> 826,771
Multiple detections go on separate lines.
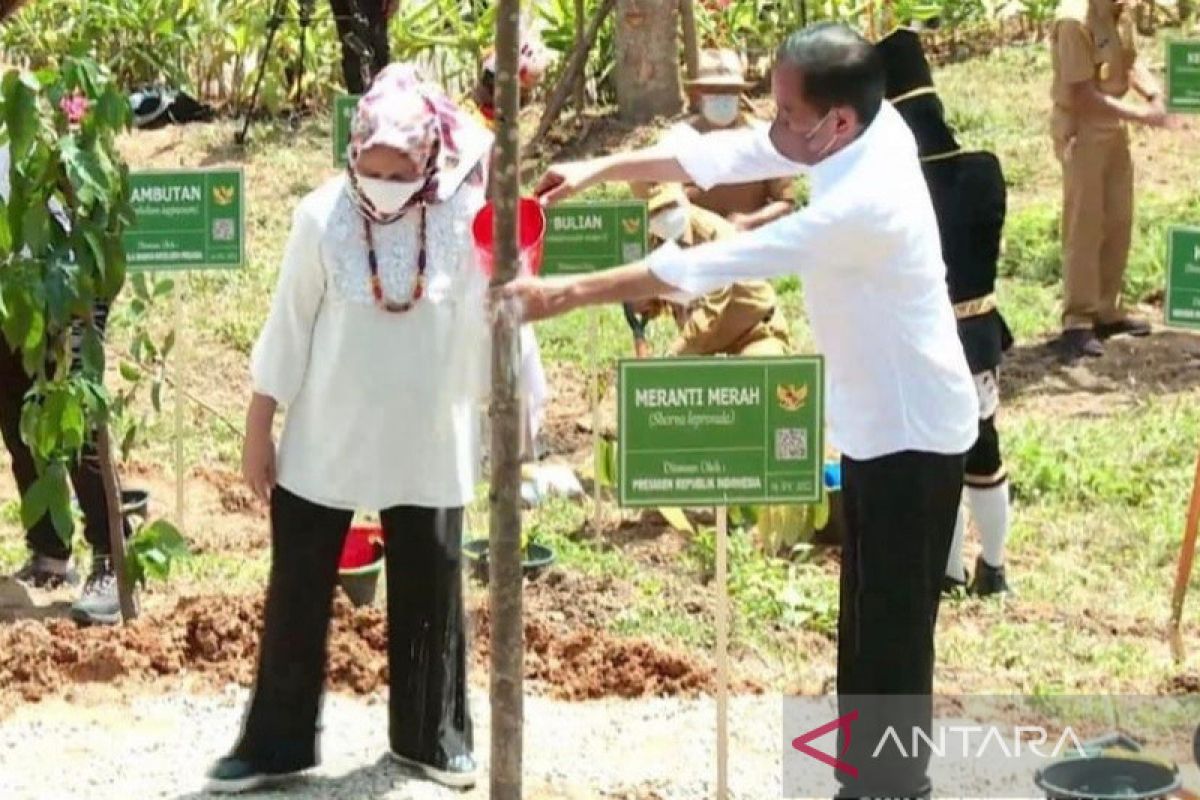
212,185 -> 236,206
776,382 -> 808,412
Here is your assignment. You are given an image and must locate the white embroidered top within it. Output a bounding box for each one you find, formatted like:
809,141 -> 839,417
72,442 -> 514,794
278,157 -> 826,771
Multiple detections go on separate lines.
251,175 -> 490,510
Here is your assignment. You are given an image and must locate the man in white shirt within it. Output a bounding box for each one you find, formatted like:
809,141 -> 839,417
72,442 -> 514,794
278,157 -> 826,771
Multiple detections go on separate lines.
501,22 -> 977,798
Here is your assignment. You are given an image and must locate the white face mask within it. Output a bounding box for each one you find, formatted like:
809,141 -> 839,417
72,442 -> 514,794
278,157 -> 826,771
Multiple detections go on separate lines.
700,94 -> 740,127
649,204 -> 690,243
356,175 -> 424,214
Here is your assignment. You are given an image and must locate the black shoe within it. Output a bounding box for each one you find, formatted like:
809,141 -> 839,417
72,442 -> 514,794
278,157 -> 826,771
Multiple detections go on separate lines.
1059,328 -> 1104,360
942,572 -> 968,597
390,751 -> 477,790
204,757 -> 295,794
1096,317 -> 1152,340
12,554 -> 79,590
969,556 -> 1011,597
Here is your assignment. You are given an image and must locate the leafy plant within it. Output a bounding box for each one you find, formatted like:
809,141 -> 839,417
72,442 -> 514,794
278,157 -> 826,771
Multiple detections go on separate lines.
125,518 -> 190,587
0,57 -> 134,542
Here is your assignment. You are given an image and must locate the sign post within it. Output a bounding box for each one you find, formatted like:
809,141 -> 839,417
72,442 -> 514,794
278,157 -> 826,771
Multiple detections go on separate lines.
1166,40 -> 1200,115
542,200 -> 647,530
619,356 -> 824,797
1166,226 -> 1200,659
333,94 -> 359,166
125,168 -> 246,531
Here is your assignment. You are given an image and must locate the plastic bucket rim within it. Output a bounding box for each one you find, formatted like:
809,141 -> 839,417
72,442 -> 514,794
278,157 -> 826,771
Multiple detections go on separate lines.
1033,756 -> 1182,800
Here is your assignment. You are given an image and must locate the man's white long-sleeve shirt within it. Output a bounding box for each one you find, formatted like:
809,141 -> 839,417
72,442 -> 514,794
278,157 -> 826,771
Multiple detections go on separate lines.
646,103 -> 977,460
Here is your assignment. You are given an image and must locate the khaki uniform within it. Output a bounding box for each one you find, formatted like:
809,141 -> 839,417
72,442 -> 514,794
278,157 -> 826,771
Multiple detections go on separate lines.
636,114 -> 793,357
1051,0 -> 1137,329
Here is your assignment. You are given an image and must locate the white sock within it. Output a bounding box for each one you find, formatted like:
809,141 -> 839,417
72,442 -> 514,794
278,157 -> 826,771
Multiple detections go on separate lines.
945,505 -> 967,582
968,481 -> 1010,568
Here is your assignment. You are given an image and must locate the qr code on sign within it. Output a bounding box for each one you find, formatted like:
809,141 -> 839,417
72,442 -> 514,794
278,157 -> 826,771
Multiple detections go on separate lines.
212,218 -> 235,242
775,428 -> 808,461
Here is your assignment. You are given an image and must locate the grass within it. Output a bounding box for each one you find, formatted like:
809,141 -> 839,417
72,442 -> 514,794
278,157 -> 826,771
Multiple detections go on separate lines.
2,31 -> 1200,696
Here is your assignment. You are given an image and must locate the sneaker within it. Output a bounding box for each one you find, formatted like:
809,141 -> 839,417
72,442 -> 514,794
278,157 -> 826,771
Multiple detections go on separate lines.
1059,328 -> 1104,360
1096,317 -> 1152,340
13,553 -> 78,590
70,557 -> 126,626
390,751 -> 478,790
204,757 -> 280,794
969,556 -> 1011,597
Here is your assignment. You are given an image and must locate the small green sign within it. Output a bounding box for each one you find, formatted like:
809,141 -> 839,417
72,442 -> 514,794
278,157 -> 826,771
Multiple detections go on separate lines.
125,169 -> 245,272
618,356 -> 825,507
541,200 -> 647,276
1167,40 -> 1200,114
333,94 -> 359,166
1166,226 -> 1200,329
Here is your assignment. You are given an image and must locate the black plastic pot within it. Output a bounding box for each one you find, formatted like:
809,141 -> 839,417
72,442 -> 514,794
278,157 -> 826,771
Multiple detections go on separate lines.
1034,755 -> 1180,800
121,489 -> 150,525
338,555 -> 384,608
462,540 -> 556,584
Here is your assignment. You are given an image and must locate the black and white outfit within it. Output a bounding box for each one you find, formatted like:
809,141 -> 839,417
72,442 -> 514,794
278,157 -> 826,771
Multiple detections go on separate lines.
878,28 -> 1013,594
229,169 -> 489,776
644,99 -> 977,796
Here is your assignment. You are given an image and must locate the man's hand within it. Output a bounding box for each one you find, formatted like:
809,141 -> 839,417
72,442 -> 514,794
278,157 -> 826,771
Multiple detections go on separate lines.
534,159 -> 608,205
494,276 -> 577,322
1143,105 -> 1186,130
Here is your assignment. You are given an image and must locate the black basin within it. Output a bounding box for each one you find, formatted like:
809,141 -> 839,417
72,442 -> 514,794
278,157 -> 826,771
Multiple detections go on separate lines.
1034,755 -> 1180,800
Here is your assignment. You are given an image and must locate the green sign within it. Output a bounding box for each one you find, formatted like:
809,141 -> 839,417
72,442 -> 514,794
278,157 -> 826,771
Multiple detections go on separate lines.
1166,226 -> 1200,329
125,169 -> 245,272
333,94 -> 359,166
1167,40 -> 1200,114
618,356 -> 825,507
541,200 -> 647,276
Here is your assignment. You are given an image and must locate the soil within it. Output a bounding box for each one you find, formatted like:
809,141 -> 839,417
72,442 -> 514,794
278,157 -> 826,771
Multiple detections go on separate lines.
0,569 -> 748,716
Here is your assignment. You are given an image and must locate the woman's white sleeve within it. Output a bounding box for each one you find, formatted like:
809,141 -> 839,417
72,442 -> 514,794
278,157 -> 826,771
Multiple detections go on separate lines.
250,206 -> 326,406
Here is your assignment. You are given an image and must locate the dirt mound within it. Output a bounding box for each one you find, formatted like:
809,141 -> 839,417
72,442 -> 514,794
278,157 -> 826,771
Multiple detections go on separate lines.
1,583 -> 740,711
474,606 -> 715,701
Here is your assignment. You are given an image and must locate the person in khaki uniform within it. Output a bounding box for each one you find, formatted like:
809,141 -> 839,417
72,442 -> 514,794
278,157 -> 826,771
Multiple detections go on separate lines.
629,49 -> 793,357
1051,0 -> 1182,358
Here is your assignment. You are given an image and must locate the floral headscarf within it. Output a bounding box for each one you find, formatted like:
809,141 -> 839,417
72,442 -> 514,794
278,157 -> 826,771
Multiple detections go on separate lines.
345,63 -> 491,223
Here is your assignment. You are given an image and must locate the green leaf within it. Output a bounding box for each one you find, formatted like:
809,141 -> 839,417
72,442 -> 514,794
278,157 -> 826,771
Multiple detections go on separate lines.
119,361 -> 141,381
131,273 -> 150,302
811,494 -> 830,531
141,520 -> 189,559
125,554 -> 146,589
150,381 -> 162,413
21,203 -> 50,254
0,195 -> 11,254
59,394 -> 85,452
80,325 -> 105,378
119,424 -> 137,462
2,71 -> 40,159
20,472 -> 55,529
46,462 -> 73,543
161,330 -> 176,360
154,278 -> 175,298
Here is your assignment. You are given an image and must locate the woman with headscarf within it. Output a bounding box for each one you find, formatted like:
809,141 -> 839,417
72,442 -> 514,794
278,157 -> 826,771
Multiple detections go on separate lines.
205,64 -> 489,793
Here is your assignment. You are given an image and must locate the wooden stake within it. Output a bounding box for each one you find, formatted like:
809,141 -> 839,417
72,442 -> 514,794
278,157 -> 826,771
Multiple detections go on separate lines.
680,0 -> 701,82
716,505 -> 730,800
172,283 -> 186,533
574,0 -> 586,114
1169,449 -> 1200,661
490,0 -> 524,797
590,307 -> 603,532
96,426 -> 136,621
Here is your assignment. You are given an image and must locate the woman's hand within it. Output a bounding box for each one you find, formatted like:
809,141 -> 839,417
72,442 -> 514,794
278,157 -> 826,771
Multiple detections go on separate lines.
243,393 -> 279,504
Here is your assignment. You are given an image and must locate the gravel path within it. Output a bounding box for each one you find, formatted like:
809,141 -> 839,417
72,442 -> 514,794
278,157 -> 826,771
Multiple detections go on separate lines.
0,687 -> 783,800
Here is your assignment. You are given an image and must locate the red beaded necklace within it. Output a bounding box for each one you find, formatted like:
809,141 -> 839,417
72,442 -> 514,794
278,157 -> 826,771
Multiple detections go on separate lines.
362,206 -> 426,313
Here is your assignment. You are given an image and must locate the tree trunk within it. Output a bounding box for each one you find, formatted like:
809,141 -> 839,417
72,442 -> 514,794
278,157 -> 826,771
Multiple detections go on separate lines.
490,0 -> 525,797
96,426 -> 137,621
679,0 -> 700,82
574,0 -> 587,113
615,0 -> 683,122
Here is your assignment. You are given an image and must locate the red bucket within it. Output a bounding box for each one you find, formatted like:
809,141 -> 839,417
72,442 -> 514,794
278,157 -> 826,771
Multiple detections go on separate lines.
339,524 -> 384,571
472,197 -> 546,278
